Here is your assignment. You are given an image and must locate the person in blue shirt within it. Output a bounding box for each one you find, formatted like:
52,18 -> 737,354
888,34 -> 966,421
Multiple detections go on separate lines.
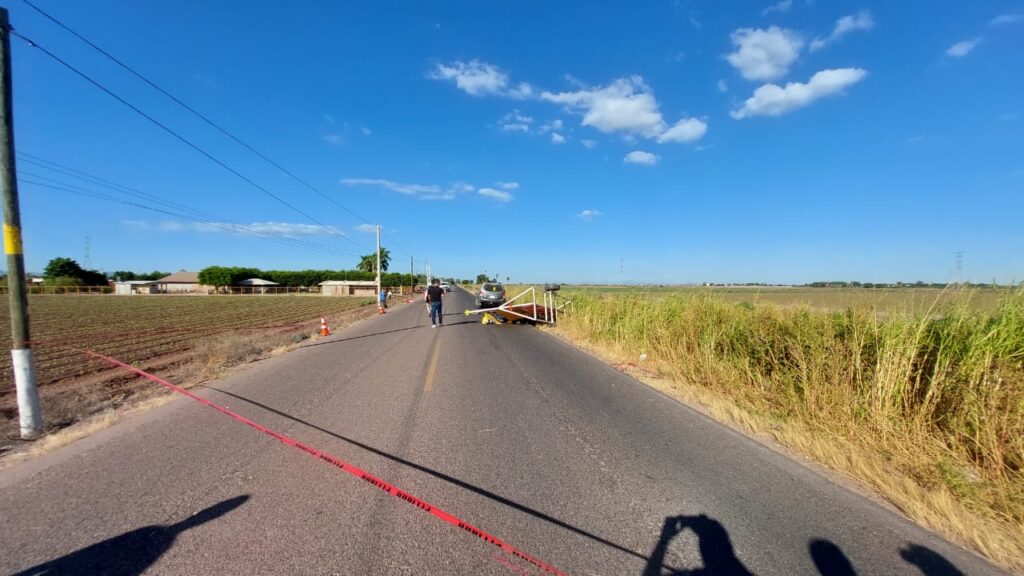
379,288 -> 388,309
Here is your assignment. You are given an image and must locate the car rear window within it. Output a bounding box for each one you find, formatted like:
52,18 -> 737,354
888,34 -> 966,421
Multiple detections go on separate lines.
482,283 -> 503,291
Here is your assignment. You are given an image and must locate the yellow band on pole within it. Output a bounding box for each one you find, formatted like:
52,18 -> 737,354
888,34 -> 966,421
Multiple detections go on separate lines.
4,223 -> 22,255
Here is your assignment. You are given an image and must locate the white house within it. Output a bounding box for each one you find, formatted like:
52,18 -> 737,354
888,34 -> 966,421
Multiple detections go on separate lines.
114,280 -> 157,295
155,271 -> 201,293
320,280 -> 377,297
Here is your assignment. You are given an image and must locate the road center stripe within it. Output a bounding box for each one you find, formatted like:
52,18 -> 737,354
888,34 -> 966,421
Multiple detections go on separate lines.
425,337 -> 442,393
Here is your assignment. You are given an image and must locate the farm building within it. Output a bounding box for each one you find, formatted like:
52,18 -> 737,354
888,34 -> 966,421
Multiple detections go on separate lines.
237,278 -> 279,294
113,280 -> 157,295
155,271 -> 202,293
320,280 -> 377,297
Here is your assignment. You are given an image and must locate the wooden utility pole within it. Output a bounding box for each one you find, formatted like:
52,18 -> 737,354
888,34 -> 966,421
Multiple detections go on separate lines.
0,7 -> 42,438
375,225 -> 381,298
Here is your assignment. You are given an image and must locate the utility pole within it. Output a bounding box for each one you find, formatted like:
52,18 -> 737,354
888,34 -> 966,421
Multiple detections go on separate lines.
1,8 -> 42,438
375,225 -> 382,297
410,255 -> 413,291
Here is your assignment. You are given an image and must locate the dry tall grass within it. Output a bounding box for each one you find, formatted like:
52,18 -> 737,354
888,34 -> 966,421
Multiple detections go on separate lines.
555,288 -> 1024,570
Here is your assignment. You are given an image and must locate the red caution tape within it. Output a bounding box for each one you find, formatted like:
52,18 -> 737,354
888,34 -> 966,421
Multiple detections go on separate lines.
84,350 -> 568,576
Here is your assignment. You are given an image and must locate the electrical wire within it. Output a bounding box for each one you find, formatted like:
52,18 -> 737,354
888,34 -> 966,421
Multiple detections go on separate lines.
19,0 -> 411,259
16,152 -> 359,256
21,178 -> 356,257
17,168 -> 358,257
7,27 -> 372,255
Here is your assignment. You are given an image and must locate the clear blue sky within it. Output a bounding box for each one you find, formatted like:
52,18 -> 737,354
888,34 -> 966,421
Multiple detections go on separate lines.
9,1 -> 1023,284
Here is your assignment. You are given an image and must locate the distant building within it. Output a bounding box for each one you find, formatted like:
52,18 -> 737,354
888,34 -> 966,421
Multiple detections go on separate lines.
114,280 -> 157,295
237,277 -> 279,294
155,271 -> 201,293
320,280 -> 377,297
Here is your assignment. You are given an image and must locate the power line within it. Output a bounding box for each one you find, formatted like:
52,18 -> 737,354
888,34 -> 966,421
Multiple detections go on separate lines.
21,177 -> 355,257
7,27 -> 372,255
17,162 -> 358,257
18,0 -> 410,257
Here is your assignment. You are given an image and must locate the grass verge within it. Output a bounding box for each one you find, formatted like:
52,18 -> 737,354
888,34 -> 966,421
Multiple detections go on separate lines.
548,287 -> 1023,571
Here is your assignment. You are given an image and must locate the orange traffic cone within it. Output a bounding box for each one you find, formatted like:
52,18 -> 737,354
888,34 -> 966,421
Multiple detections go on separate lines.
378,304 -> 386,314
320,317 -> 330,336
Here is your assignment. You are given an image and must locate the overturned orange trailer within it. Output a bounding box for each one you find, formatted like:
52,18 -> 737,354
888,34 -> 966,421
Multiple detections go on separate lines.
464,285 -> 569,325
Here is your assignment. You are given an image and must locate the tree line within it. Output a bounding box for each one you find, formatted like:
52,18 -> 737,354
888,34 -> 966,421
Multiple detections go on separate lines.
197,266 -> 425,288
32,257 -> 169,287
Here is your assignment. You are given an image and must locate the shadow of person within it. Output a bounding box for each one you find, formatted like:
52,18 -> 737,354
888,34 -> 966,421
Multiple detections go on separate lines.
809,539 -> 858,575
13,495 -> 249,576
900,544 -> 965,576
642,514 -> 753,576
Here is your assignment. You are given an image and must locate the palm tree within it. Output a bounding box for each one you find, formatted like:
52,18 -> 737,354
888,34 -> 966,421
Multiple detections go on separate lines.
357,247 -> 390,273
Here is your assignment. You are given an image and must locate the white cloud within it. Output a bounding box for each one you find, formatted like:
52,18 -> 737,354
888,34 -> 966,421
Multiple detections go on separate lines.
551,132 -> 566,144
430,60 -> 533,99
478,187 -> 514,202
810,11 -> 875,51
989,13 -> 1022,26
581,139 -> 597,148
504,110 -> 533,124
656,117 -> 708,143
495,181 -> 520,190
354,223 -> 378,233
946,38 -> 982,57
322,134 -> 343,145
717,79 -> 728,93
623,150 -> 660,166
726,27 -> 804,81
539,119 -> 564,133
541,76 -> 707,144
577,209 -> 603,220
541,76 -> 666,137
340,178 -> 440,195
131,220 -> 339,237
731,68 -> 867,119
430,60 -> 508,96
762,0 -> 793,16
508,82 -> 534,99
220,222 -> 337,236
499,110 -> 534,133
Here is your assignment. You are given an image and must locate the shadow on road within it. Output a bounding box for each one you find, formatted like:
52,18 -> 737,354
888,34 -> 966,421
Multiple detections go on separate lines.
12,495 -> 249,576
809,539 -> 857,575
805,539 -> 966,576
202,387 -> 674,571
642,514 -> 752,575
900,544 -> 966,576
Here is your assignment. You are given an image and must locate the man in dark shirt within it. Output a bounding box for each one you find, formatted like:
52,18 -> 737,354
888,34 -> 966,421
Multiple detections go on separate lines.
425,279 -> 444,327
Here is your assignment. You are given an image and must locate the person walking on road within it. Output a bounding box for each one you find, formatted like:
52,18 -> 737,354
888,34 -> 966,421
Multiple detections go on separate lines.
425,278 -> 444,327
379,287 -> 388,309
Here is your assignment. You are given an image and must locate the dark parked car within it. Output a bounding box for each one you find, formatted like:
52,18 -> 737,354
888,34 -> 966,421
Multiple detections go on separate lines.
477,282 -> 506,307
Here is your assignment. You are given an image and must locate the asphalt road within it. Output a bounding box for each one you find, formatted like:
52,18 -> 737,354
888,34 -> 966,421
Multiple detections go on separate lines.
0,288 -> 1007,575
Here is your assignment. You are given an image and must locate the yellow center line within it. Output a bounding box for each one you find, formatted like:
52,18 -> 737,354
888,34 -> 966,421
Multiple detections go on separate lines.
424,337 -> 442,392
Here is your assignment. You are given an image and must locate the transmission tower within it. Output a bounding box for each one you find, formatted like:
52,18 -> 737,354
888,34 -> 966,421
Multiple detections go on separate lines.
84,235 -> 92,269
954,251 -> 963,285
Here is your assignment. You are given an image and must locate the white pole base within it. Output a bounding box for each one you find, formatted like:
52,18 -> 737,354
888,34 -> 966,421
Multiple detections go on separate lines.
12,348 -> 43,439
